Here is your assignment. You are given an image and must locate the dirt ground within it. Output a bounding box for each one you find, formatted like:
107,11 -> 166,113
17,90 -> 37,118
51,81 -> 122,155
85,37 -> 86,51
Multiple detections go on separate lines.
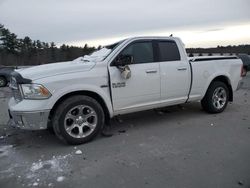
0,75 -> 250,188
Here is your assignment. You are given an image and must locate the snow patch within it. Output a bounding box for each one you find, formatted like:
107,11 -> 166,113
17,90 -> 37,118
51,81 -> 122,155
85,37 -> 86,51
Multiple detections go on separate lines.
30,154 -> 71,172
0,145 -> 13,158
75,150 -> 82,155
26,154 -> 71,182
0,148 -> 72,186
56,176 -> 65,182
33,182 -> 39,186
0,135 -> 5,139
30,158 -> 61,172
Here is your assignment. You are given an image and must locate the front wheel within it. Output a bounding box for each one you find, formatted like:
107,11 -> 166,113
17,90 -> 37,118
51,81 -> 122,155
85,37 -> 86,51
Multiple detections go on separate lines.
52,95 -> 104,145
201,81 -> 229,113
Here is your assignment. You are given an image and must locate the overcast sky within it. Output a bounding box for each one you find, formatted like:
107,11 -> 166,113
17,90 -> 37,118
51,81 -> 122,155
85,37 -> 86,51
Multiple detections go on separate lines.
0,0 -> 249,47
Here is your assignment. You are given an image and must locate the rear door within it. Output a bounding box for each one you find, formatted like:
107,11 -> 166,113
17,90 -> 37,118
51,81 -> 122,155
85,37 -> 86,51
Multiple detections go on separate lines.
157,40 -> 191,103
108,40 -> 161,113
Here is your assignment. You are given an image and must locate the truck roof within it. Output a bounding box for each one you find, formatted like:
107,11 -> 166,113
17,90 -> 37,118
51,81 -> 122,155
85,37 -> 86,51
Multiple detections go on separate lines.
125,36 -> 180,41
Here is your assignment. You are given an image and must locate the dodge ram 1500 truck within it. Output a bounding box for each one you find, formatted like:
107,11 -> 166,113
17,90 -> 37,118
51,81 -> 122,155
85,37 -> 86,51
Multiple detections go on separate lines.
8,37 -> 244,145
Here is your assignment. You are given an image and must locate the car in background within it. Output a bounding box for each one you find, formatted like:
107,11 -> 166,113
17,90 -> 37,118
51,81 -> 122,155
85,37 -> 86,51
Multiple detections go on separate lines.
0,66 -> 15,87
238,54 -> 250,75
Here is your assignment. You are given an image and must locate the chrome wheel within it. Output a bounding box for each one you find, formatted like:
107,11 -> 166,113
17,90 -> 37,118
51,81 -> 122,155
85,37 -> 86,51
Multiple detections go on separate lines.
212,87 -> 227,109
64,105 -> 97,138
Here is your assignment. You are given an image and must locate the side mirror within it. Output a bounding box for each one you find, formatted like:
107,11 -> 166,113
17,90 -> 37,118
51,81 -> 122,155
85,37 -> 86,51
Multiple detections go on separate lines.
120,65 -> 131,79
114,54 -> 134,66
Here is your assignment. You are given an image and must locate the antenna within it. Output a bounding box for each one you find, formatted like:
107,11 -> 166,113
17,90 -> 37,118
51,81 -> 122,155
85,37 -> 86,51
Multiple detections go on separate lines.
169,34 -> 173,37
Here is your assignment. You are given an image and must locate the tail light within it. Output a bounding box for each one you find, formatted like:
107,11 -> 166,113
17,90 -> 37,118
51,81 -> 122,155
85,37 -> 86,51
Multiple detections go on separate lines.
241,65 -> 247,77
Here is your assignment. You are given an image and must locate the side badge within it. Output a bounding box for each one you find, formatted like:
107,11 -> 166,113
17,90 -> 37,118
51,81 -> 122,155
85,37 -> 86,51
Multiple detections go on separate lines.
112,82 -> 126,88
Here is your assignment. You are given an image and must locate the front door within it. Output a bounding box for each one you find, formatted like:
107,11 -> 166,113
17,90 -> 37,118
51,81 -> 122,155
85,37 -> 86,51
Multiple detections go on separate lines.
108,41 -> 161,113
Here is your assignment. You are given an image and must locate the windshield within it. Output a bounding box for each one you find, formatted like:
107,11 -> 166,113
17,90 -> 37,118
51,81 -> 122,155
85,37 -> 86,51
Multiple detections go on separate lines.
105,40 -> 125,51
76,39 -> 125,62
82,48 -> 112,62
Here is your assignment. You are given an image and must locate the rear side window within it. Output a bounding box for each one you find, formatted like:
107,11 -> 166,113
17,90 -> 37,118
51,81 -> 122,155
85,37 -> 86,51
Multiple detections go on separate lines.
120,42 -> 154,64
158,41 -> 180,61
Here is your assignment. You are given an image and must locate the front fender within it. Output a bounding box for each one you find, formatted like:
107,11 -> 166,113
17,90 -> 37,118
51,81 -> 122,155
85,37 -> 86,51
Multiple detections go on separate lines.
46,84 -> 114,117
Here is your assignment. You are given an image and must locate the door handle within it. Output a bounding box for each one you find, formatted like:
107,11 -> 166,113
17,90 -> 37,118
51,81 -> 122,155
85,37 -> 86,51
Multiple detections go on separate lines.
146,70 -> 157,74
177,67 -> 187,71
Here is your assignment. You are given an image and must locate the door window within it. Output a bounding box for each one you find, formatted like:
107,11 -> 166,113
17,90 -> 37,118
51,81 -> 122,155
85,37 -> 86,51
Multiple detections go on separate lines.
120,42 -> 154,64
158,41 -> 180,61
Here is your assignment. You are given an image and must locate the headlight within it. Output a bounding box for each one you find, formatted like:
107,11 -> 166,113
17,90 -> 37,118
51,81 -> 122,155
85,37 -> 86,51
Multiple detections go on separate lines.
21,84 -> 51,99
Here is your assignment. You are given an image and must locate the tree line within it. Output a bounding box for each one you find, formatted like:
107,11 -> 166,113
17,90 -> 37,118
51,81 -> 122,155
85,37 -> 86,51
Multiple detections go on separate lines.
186,45 -> 250,57
0,24 -> 250,66
0,24 -> 97,66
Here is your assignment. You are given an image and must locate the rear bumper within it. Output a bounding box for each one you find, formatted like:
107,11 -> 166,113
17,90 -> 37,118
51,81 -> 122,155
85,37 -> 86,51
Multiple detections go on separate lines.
8,109 -> 50,130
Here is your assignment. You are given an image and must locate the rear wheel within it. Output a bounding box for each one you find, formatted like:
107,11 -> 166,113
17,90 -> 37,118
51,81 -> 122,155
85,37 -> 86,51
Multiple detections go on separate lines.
201,81 -> 229,113
0,76 -> 7,87
52,95 -> 104,145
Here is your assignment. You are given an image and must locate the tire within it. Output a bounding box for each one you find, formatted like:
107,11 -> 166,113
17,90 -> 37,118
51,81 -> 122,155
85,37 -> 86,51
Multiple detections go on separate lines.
201,81 -> 229,114
0,76 -> 7,87
46,120 -> 55,135
242,67 -> 247,76
52,95 -> 104,145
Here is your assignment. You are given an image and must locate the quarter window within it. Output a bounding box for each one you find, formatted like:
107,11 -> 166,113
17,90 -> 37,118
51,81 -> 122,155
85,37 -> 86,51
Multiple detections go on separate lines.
120,42 -> 154,64
158,41 -> 180,61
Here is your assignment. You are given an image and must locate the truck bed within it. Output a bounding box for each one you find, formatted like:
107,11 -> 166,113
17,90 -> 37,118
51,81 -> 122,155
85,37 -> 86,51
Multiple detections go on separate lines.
188,56 -> 242,102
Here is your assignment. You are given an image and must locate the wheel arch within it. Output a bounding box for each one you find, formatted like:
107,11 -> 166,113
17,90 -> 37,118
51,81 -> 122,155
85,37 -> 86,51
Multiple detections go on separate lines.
49,90 -> 111,125
206,75 -> 233,102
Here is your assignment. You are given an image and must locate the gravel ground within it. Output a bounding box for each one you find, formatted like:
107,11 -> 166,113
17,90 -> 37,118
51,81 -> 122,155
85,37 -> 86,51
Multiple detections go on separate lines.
0,75 -> 250,188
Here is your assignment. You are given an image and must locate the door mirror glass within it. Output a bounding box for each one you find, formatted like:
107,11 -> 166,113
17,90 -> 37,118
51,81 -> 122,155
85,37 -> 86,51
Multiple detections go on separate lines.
120,65 -> 131,79
114,54 -> 134,66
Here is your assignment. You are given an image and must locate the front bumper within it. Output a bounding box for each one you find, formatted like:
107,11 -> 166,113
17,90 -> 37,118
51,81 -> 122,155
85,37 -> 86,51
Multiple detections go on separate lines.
8,109 -> 50,130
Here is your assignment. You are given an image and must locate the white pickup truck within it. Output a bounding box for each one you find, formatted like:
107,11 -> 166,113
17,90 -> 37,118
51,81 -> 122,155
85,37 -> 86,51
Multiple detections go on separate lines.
8,37 -> 244,144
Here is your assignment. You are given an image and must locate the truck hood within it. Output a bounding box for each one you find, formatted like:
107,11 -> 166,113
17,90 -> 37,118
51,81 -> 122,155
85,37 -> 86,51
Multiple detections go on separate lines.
16,58 -> 96,81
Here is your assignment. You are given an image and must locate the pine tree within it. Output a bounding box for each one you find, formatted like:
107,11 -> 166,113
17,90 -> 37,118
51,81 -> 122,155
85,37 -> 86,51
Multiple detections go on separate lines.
50,42 -> 56,48
36,40 -> 42,49
0,24 -> 4,48
0,26 -> 19,53
22,36 -> 32,52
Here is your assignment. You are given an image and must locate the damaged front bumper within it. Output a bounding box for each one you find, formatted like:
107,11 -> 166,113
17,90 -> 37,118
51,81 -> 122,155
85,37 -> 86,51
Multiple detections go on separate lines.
8,109 -> 50,130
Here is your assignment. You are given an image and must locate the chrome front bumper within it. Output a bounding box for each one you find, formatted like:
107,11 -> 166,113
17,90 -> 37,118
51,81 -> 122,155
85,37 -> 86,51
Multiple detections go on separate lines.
8,110 -> 50,130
